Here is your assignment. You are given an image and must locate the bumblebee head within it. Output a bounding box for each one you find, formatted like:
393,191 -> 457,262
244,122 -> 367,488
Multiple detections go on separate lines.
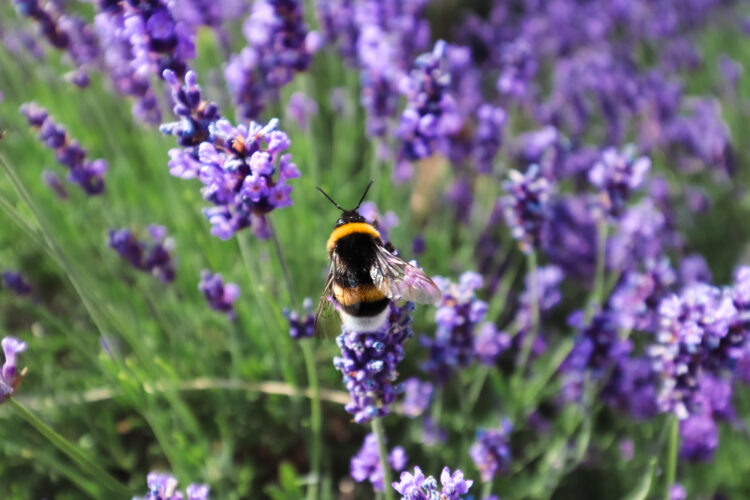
336,210 -> 366,227
317,181 -> 374,227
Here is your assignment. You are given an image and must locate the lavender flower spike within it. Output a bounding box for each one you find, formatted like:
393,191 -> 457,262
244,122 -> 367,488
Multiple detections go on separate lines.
392,466 -> 473,500
470,419 -> 513,483
134,472 -> 209,500
350,433 -> 408,491
283,298 -> 315,339
502,165 -> 552,254
198,270 -> 240,320
2,271 -> 32,297
401,377 -> 433,418
333,302 -> 414,423
109,226 -> 176,283
588,146 -> 651,217
420,272 -> 488,384
396,39 -> 462,172
161,74 -> 300,240
21,102 -> 107,195
1,336 -> 27,404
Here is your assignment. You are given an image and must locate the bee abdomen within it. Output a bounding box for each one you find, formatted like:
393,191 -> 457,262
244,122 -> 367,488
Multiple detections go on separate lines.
333,283 -> 389,317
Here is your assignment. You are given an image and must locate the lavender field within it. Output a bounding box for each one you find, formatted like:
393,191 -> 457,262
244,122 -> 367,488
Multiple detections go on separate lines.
1,0 -> 750,499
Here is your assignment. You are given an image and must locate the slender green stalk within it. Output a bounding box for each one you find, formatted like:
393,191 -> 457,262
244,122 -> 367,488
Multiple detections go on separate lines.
7,398 -> 131,498
302,340 -> 322,500
268,217 -> 321,500
372,417 -> 395,500
236,231 -> 297,386
481,481 -> 494,500
466,365 -> 491,411
268,218 -> 297,306
516,250 -> 540,375
587,219 -> 609,322
663,416 -> 679,500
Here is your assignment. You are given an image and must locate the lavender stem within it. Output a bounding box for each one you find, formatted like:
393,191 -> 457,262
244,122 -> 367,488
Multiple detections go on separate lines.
267,218 -> 321,499
664,416 -> 679,500
587,219 -> 609,321
516,250 -> 540,375
481,480 -> 493,500
268,217 -> 296,305
372,417 -> 395,500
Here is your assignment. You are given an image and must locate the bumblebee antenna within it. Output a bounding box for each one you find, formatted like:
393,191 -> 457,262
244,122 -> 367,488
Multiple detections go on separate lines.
354,180 -> 374,210
316,186 -> 345,211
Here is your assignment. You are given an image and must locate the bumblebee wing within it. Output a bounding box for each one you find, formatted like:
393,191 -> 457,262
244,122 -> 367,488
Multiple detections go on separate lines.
314,260 -> 340,339
370,245 -> 442,305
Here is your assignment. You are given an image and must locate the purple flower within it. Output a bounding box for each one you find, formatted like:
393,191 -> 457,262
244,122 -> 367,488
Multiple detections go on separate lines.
42,170 -> 68,199
13,0 -> 99,87
333,302 -> 414,423
474,323 -> 511,366
392,466 -> 473,500
564,312 -> 631,382
470,419 -> 513,483
718,54 -> 742,95
420,272 -> 487,384
1,336 -> 27,404
350,433 -> 408,491
283,298 -> 315,339
135,472 -> 209,500
473,104 -> 507,174
670,484 -> 687,500
108,226 -> 175,283
603,356 -> 659,420
160,70 -> 221,151
286,92 -> 318,131
502,165 -> 552,254
359,201 -> 399,243
93,0 -> 194,123
226,0 -> 318,120
421,416 -> 446,446
396,40 -> 462,174
541,195 -> 597,279
679,413 -> 719,461
198,270 -> 240,320
649,282 -> 742,418
401,377 -> 433,418
679,254 -> 712,286
2,271 -> 32,297
161,71 -> 299,239
588,146 -> 651,217
21,103 -> 107,195
119,0 -> 195,79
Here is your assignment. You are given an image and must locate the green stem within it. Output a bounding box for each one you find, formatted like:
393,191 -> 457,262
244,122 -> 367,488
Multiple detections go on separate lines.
236,232 -> 296,386
268,218 -> 296,306
7,398 -> 131,498
481,481 -> 494,500
302,340 -> 322,500
587,219 -> 608,322
663,416 -> 679,500
268,218 -> 321,499
466,365 -> 491,411
372,417 -> 395,500
516,250 -> 540,375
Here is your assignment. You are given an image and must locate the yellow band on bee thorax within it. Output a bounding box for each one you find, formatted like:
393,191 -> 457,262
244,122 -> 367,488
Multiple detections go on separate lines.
326,222 -> 381,254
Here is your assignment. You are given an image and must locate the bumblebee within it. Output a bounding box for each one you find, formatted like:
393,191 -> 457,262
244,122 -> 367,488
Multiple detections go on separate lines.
315,181 -> 441,337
